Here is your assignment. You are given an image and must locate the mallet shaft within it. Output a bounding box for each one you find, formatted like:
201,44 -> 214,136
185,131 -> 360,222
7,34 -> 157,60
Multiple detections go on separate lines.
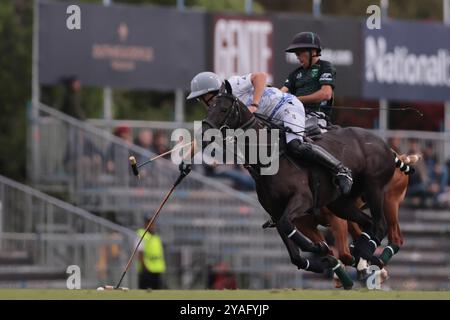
139,141 -> 193,167
115,181 -> 179,289
129,141 -> 193,177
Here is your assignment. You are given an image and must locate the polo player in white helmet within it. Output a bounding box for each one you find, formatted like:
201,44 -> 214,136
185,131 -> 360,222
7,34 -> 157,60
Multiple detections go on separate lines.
187,71 -> 353,195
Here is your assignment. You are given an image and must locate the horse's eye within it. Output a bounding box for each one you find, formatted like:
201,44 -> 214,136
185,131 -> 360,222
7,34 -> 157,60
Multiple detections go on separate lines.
220,108 -> 227,113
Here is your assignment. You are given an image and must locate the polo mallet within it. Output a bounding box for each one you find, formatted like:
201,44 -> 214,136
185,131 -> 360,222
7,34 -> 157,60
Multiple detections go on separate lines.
112,166 -> 191,290
129,141 -> 193,178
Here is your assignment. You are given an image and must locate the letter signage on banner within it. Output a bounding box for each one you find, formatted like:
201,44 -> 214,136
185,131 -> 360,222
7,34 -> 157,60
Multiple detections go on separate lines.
213,15 -> 274,83
363,21 -> 450,102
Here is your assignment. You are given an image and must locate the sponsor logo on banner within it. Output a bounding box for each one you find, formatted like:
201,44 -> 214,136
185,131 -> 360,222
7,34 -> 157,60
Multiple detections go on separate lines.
365,36 -> 450,87
214,17 -> 273,83
286,49 -> 354,66
91,22 -> 154,72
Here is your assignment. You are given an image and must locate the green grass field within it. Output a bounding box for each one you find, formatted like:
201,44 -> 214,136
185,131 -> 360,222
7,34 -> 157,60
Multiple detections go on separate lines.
0,289 -> 449,300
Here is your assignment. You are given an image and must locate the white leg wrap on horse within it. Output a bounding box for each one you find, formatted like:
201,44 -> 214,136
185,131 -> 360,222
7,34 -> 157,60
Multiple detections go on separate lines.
361,232 -> 371,240
357,258 -> 369,271
332,263 -> 341,271
287,229 -> 297,238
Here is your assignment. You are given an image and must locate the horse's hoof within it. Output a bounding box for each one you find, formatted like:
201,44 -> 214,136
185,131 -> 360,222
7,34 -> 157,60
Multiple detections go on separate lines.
333,274 -> 343,288
379,268 -> 389,283
343,284 -> 353,290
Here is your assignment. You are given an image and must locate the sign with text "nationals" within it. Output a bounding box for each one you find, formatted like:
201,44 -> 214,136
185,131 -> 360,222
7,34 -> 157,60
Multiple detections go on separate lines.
363,20 -> 450,102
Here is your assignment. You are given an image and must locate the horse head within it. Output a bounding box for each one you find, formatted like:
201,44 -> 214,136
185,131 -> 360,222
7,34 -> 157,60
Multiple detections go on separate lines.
202,83 -> 255,135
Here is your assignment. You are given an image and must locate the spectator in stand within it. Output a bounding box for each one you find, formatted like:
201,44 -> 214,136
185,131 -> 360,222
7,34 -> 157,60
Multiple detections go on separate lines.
153,132 -> 171,159
106,125 -> 134,175
447,158 -> 450,187
427,163 -> 448,208
60,76 -> 85,120
135,129 -> 156,155
207,261 -> 237,290
422,142 -> 438,176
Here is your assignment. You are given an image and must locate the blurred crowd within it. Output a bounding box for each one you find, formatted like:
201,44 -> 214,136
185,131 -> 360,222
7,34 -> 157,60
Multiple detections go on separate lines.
389,137 -> 450,209
64,121 -> 450,209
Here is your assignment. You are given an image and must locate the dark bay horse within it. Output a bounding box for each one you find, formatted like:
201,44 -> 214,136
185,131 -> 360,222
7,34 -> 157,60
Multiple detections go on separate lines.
202,89 -> 396,288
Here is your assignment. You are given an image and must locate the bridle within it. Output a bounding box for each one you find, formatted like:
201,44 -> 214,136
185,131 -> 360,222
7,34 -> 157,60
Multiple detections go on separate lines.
202,93 -> 257,134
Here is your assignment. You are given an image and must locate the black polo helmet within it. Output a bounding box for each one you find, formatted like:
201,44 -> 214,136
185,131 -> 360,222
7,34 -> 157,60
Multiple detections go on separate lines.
285,32 -> 322,54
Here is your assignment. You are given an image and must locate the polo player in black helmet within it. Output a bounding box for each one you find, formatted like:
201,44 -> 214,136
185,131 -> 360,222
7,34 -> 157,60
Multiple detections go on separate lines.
279,31 -> 353,194
282,32 -> 335,117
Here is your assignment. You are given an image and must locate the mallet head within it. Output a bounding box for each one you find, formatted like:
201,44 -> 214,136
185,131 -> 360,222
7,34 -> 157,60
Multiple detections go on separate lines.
129,156 -> 140,178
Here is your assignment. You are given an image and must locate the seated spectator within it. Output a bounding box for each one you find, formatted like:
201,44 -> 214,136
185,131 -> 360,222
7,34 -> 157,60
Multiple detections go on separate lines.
135,129 -> 156,155
60,76 -> 85,120
422,141 -> 438,175
106,125 -> 133,175
204,162 -> 255,191
427,163 -> 449,208
153,132 -> 171,159
133,129 -> 157,178
207,262 -> 237,290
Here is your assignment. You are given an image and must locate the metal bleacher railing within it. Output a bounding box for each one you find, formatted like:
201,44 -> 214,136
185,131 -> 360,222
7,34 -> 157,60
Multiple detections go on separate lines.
28,103 -> 450,290
0,174 -> 137,289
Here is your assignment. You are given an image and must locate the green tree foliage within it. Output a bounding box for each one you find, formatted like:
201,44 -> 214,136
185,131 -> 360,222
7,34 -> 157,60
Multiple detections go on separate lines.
0,1 -> 32,181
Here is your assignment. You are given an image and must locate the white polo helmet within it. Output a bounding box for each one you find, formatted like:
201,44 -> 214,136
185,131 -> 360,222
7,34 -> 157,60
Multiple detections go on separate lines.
187,72 -> 223,100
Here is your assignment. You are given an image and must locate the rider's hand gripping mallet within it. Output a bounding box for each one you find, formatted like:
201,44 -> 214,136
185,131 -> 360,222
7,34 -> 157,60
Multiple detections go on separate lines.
114,164 -> 191,290
129,141 -> 193,178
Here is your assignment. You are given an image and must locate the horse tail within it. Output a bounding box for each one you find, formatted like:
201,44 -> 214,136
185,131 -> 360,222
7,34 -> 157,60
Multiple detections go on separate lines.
403,153 -> 421,164
392,151 -> 420,175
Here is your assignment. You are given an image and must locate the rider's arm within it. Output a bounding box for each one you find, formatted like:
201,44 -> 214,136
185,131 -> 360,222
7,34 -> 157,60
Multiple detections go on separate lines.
297,85 -> 333,104
280,86 -> 289,93
250,72 -> 268,107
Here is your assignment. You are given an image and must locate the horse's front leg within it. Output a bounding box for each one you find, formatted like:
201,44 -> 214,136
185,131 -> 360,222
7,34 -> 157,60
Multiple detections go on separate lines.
356,185 -> 388,268
277,209 -> 328,256
327,199 -> 384,266
275,224 -> 338,274
379,182 -> 404,264
323,208 -> 355,266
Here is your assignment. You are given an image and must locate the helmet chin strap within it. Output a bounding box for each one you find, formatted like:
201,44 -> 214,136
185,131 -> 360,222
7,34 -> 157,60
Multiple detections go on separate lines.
306,49 -> 321,69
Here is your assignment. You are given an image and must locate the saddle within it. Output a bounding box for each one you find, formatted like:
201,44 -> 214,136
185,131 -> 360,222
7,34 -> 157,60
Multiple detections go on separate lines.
255,113 -> 325,141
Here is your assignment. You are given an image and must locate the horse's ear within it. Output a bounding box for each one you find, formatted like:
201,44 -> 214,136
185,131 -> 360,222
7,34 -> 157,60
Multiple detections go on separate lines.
219,83 -> 227,94
224,80 -> 233,95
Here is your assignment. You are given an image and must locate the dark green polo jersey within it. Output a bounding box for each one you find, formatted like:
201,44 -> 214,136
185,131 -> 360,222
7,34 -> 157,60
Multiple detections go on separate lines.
283,59 -> 336,114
